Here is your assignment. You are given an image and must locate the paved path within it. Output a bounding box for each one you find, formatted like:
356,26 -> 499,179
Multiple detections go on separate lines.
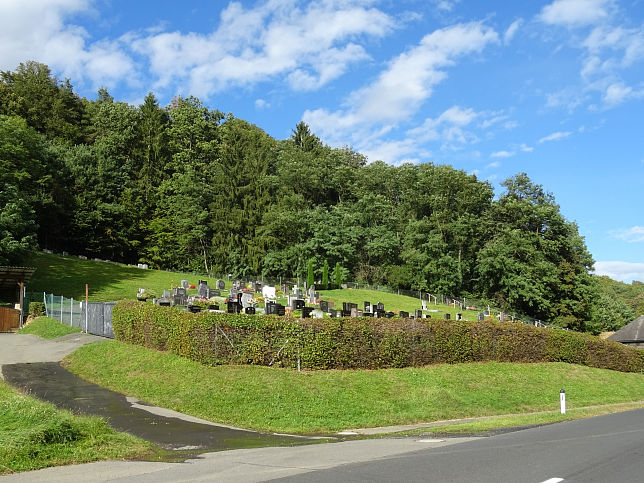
0,332 -> 105,367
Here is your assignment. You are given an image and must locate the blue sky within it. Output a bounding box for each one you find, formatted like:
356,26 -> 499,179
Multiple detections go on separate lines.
1,0 -> 643,282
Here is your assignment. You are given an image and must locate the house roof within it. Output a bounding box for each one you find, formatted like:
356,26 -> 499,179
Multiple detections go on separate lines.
607,315 -> 644,343
0,266 -> 37,291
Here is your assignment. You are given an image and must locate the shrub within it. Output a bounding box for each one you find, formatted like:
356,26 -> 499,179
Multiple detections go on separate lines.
28,302 -> 45,317
112,301 -> 644,373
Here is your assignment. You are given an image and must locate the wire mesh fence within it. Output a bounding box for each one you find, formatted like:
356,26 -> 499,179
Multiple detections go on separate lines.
42,292 -> 115,338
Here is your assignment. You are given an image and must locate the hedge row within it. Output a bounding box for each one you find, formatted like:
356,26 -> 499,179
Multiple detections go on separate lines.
112,301 -> 644,373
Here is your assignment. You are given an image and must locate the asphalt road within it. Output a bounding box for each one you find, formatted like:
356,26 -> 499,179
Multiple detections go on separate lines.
271,408 -> 644,483
3,409 -> 642,482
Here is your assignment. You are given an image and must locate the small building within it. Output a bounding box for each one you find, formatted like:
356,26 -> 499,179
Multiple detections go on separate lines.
0,266 -> 36,332
607,315 -> 644,349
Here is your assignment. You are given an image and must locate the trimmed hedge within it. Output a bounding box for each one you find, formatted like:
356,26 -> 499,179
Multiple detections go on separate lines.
113,301 -> 644,373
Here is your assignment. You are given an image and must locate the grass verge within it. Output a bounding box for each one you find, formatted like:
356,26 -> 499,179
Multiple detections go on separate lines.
18,317 -> 82,339
395,402 -> 644,436
0,379 -> 157,475
64,340 -> 644,434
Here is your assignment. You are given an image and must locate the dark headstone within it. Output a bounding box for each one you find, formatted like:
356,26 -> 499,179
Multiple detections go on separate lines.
415,309 -> 423,319
444,313 -> 451,320
216,280 -> 225,290
245,306 -> 256,315
227,301 -> 241,314
276,304 -> 285,316
302,307 -> 313,318
385,312 -> 394,318
376,302 -> 385,311
212,290 -> 221,297
209,304 -> 219,311
364,301 -> 371,311
188,305 -> 201,313
477,312 -> 485,321
292,299 -> 305,310
174,295 -> 186,306
399,311 -> 409,318
320,300 -> 329,313
363,312 -> 372,317
158,300 -> 171,307
173,287 -> 186,297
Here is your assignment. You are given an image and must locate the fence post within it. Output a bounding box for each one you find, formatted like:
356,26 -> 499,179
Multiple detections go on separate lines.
60,295 -> 63,322
70,298 -> 74,326
43,292 -> 48,317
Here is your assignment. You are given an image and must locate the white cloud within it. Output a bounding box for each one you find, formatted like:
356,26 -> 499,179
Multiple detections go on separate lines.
538,0 -> 613,27
0,0 -> 136,90
504,19 -> 523,44
603,82 -> 632,105
255,98 -> 269,110
131,1 -> 395,98
486,161 -> 501,168
519,143 -> 534,152
594,261 -> 644,282
539,131 -> 572,143
612,226 -> 644,243
303,21 -> 498,162
490,150 -> 514,158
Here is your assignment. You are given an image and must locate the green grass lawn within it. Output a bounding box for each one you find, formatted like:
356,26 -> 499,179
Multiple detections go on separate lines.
64,340 -> 644,434
318,288 -> 481,320
0,379 -> 156,475
18,317 -> 82,339
26,252 -> 213,302
26,252 -> 484,319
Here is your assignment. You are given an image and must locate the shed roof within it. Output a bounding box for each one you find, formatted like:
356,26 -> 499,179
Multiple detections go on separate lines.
0,266 -> 37,291
607,315 -> 644,343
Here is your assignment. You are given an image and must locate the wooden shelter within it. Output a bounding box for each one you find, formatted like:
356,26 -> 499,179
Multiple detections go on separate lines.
608,315 -> 644,349
0,266 -> 36,332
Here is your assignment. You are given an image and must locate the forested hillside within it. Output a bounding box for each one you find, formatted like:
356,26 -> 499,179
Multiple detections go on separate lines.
1,61 -> 638,332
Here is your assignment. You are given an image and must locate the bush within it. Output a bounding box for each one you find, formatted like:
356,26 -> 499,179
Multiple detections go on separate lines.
112,301 -> 644,373
28,302 -> 45,317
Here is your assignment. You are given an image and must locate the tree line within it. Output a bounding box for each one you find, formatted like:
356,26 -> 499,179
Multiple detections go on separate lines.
1,61 -> 639,332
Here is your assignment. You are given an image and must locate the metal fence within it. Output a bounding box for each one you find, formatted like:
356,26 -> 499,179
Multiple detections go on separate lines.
43,293 -> 115,338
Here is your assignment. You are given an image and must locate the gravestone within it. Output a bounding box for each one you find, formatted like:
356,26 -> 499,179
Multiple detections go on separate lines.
364,301 -> 371,312
302,307 -> 313,318
330,309 -> 338,317
376,302 -> 385,311
163,289 -> 172,298
499,313 -> 506,322
350,307 -> 358,317
241,292 -> 254,308
363,312 -> 372,317
262,285 -> 276,300
422,300 -> 427,310
292,299 -> 305,310
415,309 -> 423,319
233,280 -> 243,290
174,295 -> 186,306
477,312 -> 485,321
320,300 -> 329,313
158,299 -> 171,307
312,309 -> 324,319
209,304 -> 219,311
198,282 -> 210,298
173,287 -> 186,297
181,280 -> 189,289
227,300 -> 241,314
444,313 -> 451,320
357,310 -> 363,317
385,312 -> 394,318
212,290 -> 221,297
456,313 -> 462,321
188,305 -> 201,313
399,311 -> 409,318
229,288 -> 238,299
265,301 -> 277,315
216,280 -> 225,290
245,306 -> 256,315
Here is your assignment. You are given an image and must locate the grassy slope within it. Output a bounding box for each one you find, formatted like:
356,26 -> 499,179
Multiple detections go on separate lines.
64,341 -> 644,434
0,379 -> 155,475
18,316 -> 82,339
26,252 -> 206,302
319,288 -> 480,320
27,252 -> 474,318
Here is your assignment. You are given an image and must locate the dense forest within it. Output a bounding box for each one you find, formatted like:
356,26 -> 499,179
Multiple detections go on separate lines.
1,61 -> 642,332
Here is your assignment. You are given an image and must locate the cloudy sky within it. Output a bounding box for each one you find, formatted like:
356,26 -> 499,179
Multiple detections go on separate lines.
1,0 -> 643,282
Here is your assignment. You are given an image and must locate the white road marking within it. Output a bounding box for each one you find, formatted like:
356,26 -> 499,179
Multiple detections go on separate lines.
540,478 -> 564,483
417,438 -> 446,443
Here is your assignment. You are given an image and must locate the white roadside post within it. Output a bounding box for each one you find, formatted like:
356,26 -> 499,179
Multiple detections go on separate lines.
560,389 -> 566,414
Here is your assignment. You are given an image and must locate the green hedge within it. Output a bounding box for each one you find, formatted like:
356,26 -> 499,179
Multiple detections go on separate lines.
113,301 -> 644,373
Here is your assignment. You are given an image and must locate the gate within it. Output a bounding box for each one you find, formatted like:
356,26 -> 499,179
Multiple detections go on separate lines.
0,307 -> 20,332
